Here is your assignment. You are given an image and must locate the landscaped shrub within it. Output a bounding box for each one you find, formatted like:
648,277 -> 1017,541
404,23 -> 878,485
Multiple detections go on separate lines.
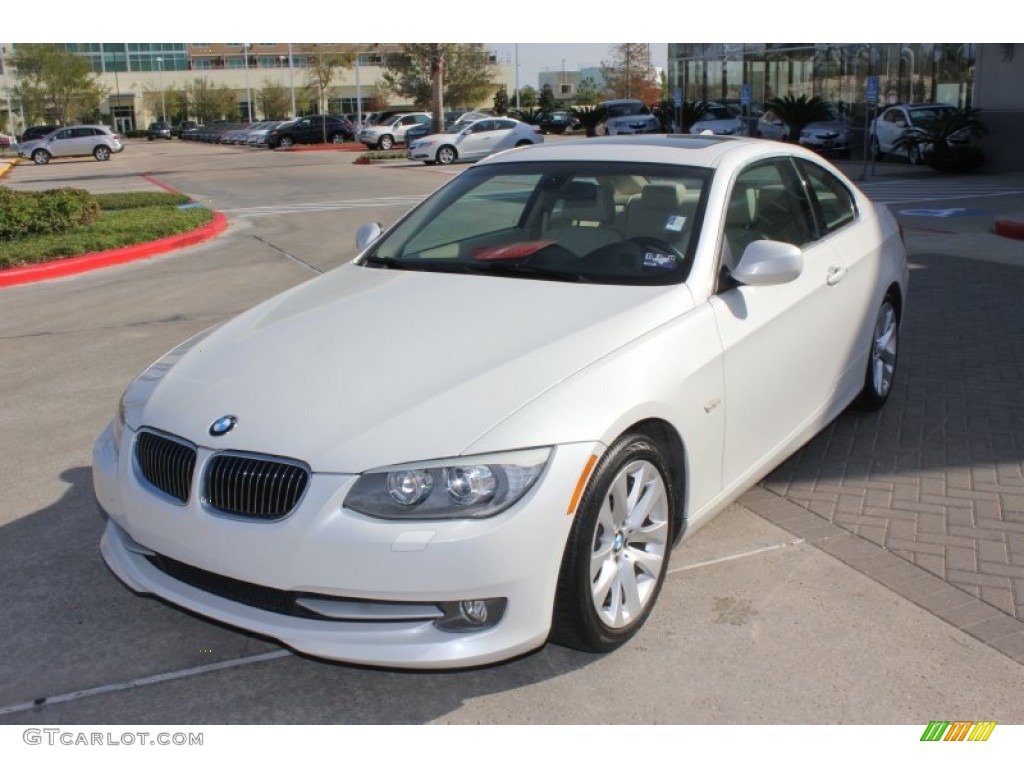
0,187 -> 100,240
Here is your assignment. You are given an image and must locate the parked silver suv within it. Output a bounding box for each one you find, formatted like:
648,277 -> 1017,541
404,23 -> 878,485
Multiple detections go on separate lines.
18,125 -> 124,165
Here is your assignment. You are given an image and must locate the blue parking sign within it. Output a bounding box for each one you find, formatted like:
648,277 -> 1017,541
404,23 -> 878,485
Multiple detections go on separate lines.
866,76 -> 879,105
674,88 -> 682,108
741,84 -> 751,106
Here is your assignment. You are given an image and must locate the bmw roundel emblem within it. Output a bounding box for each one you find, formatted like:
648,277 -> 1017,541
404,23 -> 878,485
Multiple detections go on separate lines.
209,415 -> 238,437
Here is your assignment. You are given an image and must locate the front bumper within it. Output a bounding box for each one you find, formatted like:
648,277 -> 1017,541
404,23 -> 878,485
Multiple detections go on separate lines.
93,422 -> 596,668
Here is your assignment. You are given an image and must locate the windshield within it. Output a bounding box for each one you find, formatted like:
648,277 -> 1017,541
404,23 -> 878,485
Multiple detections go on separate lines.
909,106 -> 957,125
699,107 -> 734,121
361,161 -> 711,286
605,102 -> 649,118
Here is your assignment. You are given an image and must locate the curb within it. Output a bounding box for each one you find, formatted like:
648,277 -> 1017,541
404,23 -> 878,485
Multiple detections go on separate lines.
994,219 -> 1024,241
0,212 -> 228,288
278,143 -> 364,153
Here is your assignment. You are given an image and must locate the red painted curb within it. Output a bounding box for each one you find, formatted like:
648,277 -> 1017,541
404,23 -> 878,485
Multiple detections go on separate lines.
0,212 -> 228,288
994,219 -> 1024,241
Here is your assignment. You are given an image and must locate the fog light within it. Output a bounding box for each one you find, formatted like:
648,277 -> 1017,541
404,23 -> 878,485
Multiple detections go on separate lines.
435,597 -> 507,633
461,600 -> 489,624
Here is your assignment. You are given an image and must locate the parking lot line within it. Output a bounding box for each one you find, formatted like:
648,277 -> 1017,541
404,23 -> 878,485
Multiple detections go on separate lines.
668,539 -> 806,574
0,650 -> 291,717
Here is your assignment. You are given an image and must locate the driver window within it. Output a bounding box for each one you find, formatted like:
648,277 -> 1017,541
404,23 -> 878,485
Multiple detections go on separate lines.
721,160 -> 815,270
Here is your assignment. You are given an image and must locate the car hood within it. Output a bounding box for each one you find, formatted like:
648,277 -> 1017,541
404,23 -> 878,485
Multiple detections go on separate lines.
134,263 -> 691,472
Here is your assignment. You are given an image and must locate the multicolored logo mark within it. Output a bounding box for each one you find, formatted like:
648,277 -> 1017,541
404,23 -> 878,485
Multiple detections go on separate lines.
920,721 -> 997,742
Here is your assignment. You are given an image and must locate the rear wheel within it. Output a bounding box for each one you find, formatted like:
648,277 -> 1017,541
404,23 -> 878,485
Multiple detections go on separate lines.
378,134 -> 394,150
870,135 -> 882,160
279,136 -> 294,149
436,145 -> 456,165
32,149 -> 51,165
93,145 -> 111,161
551,433 -> 675,653
330,132 -> 346,144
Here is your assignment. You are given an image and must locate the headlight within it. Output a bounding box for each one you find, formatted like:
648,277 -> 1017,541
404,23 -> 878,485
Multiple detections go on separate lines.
345,447 -> 551,520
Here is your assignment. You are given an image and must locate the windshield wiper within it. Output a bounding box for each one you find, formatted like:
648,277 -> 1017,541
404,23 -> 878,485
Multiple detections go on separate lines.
467,262 -> 589,283
361,256 -> 473,274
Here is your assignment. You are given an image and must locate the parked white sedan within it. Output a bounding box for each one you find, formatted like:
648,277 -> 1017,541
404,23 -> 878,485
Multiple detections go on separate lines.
407,117 -> 543,165
93,136 -> 907,669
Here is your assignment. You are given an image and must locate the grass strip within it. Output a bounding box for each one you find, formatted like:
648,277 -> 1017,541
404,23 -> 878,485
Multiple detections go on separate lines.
0,206 -> 214,269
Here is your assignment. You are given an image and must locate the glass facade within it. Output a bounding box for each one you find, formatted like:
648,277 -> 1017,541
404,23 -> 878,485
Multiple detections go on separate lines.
668,43 -> 976,113
63,43 -> 190,73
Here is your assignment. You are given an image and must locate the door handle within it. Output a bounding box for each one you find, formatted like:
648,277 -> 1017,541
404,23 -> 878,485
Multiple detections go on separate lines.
826,266 -> 847,286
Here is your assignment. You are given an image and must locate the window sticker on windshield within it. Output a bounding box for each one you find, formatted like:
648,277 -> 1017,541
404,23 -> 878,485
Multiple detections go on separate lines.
665,215 -> 686,232
644,252 -> 678,269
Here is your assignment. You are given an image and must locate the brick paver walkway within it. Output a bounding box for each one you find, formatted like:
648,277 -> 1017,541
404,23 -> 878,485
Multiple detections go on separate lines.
762,252 -> 1024,620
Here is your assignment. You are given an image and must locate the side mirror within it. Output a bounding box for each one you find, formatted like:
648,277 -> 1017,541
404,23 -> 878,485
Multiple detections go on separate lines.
355,222 -> 383,251
731,240 -> 804,286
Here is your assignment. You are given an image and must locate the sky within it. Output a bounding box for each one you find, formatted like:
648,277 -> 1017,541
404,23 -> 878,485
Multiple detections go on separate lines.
489,44 -> 668,91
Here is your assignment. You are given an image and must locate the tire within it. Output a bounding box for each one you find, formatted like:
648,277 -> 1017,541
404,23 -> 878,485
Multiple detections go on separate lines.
854,297 -> 899,411
907,141 -> 923,165
93,145 -> 111,161
329,132 -> 346,144
436,145 -> 456,165
279,136 -> 294,149
870,135 -> 882,160
515,140 -> 532,147
378,134 -> 394,151
32,149 -> 51,165
550,433 -> 675,653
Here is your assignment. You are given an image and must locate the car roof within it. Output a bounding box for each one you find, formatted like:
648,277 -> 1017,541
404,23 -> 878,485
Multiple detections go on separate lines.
600,98 -> 645,106
479,134 -> 828,170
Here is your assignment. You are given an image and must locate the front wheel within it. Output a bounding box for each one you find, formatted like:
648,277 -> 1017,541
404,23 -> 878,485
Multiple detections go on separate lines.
93,146 -> 111,161
854,297 -> 899,410
329,132 -> 346,144
436,145 -> 456,165
279,136 -> 294,149
32,149 -> 51,165
378,134 -> 394,150
907,141 -> 923,165
550,434 -> 675,653
870,135 -> 882,160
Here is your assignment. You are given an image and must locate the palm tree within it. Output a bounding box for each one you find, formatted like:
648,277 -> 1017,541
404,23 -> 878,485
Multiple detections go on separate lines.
892,106 -> 986,172
570,105 -> 607,137
764,95 -> 832,143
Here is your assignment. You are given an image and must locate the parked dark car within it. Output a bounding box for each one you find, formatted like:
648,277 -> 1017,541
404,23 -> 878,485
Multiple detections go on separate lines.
176,120 -> 199,139
536,111 -> 573,134
19,125 -> 60,143
147,122 -> 172,140
267,115 -> 354,149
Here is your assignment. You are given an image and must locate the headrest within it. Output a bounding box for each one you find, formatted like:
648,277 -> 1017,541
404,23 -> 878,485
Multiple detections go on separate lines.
640,184 -> 686,209
559,182 -> 613,223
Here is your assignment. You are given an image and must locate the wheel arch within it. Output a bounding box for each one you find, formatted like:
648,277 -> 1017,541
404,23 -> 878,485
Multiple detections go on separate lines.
615,417 -> 688,544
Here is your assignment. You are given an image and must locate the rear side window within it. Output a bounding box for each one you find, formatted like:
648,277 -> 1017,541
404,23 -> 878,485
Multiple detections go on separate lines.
796,160 -> 857,235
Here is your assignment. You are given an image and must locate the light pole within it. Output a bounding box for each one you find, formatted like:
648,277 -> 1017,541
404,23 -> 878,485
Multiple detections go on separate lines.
242,44 -> 253,121
287,43 -> 296,118
155,56 -> 166,122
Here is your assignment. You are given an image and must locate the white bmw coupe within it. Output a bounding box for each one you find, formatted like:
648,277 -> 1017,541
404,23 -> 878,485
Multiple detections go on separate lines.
94,136 -> 907,668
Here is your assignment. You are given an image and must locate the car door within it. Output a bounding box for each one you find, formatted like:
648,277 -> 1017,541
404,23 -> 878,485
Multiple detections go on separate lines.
456,120 -> 498,160
46,128 -> 79,157
711,157 -> 859,489
486,119 -> 519,153
876,108 -> 907,154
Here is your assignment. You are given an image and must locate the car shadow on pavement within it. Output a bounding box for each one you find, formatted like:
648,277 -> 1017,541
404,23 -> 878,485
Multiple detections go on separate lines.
0,466 -> 600,724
